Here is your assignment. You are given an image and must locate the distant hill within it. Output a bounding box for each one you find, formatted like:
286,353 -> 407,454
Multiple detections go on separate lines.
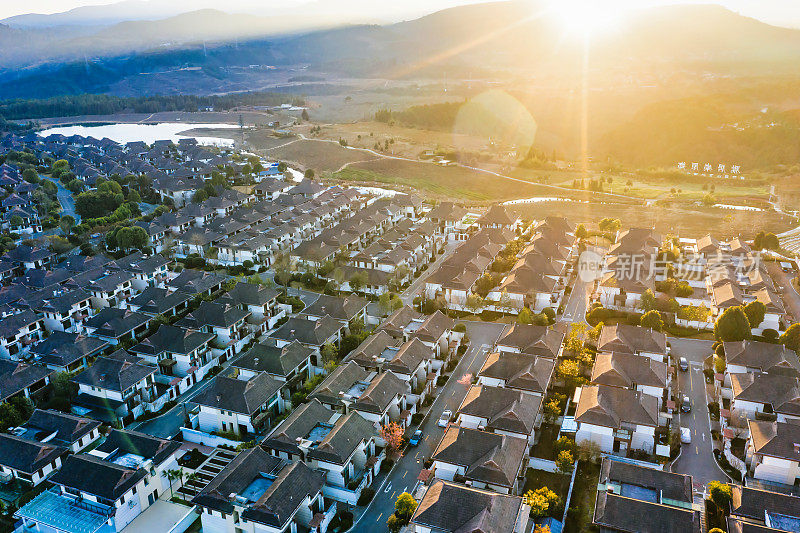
1,1 -> 800,99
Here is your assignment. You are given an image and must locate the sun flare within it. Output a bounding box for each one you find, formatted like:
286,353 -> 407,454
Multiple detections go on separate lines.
548,0 -> 626,37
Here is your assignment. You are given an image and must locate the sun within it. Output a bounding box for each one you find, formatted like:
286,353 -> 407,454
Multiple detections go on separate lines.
548,0 -> 627,38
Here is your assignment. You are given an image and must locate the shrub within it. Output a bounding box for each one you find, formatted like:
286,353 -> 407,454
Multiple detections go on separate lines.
357,487 -> 376,505
453,323 -> 467,333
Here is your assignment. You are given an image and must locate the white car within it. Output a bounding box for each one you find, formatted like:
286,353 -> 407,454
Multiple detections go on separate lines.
438,409 -> 452,428
681,427 -> 692,444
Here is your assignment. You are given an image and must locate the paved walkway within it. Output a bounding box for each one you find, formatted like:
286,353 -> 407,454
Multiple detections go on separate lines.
400,242 -> 458,304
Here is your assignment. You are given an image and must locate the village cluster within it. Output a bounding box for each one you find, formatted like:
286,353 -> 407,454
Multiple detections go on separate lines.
0,131 -> 799,533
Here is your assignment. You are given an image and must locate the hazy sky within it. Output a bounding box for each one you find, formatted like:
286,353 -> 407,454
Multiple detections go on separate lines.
2,0 -> 800,27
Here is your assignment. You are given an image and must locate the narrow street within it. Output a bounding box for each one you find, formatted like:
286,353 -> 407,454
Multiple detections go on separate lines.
668,337 -> 728,492
353,321 -> 506,530
400,242 -> 457,304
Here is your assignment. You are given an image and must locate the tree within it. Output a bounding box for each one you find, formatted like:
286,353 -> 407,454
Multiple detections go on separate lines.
575,223 -> 588,239
348,271 -> 369,293
498,289 -> 514,314
714,306 -> 752,342
743,300 -> 766,328
127,189 -> 141,203
301,109 -> 310,121
465,293 -> 485,314
598,217 -> 621,233
75,190 -> 122,218
58,215 -> 75,235
165,468 -> 183,498
556,449 -> 575,474
524,486 -> 560,518
708,481 -> 732,513
577,440 -> 602,464
8,215 -> 23,228
517,307 -> 533,324
380,422 -> 405,458
116,226 -> 149,253
640,310 -> 664,331
386,514 -> 402,533
304,169 -> 315,180
781,323 -> 800,353
639,289 -> 657,312
320,342 -> 338,365
22,168 -> 38,183
394,492 -> 418,521
557,359 -> 582,388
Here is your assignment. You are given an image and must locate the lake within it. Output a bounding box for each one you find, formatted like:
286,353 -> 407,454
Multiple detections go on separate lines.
37,122 -> 240,147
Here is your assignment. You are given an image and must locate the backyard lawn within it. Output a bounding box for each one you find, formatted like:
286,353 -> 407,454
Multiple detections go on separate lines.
565,461 -> 601,532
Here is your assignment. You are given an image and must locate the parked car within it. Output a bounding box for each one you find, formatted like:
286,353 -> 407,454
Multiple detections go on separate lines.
438,409 -> 452,428
681,427 -> 692,444
679,357 -> 689,372
409,429 -> 423,446
681,396 -> 692,413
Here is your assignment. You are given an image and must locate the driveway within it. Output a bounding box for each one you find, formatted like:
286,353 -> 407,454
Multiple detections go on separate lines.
353,321 -> 506,530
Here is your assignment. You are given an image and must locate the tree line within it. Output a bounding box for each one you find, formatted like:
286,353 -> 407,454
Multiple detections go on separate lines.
0,92 -> 305,121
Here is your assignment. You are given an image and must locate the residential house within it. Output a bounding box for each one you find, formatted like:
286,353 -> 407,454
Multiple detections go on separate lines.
232,340 -> 315,395
178,300 -> 251,358
29,331 -> 108,373
192,447 -> 331,533
495,323 -> 564,359
0,359 -> 53,403
597,324 -> 669,363
729,485 -> 800,532
410,479 -> 530,533
71,350 -> 164,421
14,409 -> 101,453
84,308 -> 151,346
591,352 -> 670,409
746,419 -> 800,485
263,399 -> 383,505
16,430 -> 181,533
192,371 -> 284,437
431,425 -> 528,494
0,433 -> 66,487
593,457 -> 700,532
478,350 -> 556,396
574,384 -> 660,454
130,324 -> 216,381
456,384 -> 542,448
0,309 -> 45,360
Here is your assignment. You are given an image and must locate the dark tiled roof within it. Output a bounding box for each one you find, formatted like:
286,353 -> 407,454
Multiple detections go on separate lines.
593,491 -> 701,533
591,352 -> 669,389
232,341 -> 314,378
71,351 -> 155,392
497,323 -> 564,358
30,332 -> 108,368
478,351 -> 556,394
263,399 -> 334,456
731,485 -> 800,521
130,324 -> 214,357
85,308 -> 150,339
22,409 -> 100,447
432,426 -> 527,488
0,433 -> 66,474
270,315 -> 345,346
458,385 -> 541,436
193,373 -> 281,416
302,294 -> 368,322
0,360 -> 53,402
127,287 -> 192,315
748,420 -> 800,461
575,385 -> 659,428
306,411 -> 376,465
352,371 -> 406,415
411,479 -> 524,533
597,324 -> 668,356
599,457 -> 693,503
724,340 -> 800,375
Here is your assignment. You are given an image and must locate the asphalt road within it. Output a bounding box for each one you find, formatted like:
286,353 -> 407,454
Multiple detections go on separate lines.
400,242 -> 457,305
668,337 -> 728,490
41,175 -> 80,224
561,277 -> 590,325
352,320 -> 507,531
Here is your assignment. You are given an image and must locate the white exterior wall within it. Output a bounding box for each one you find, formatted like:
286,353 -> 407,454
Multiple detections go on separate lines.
753,455 -> 800,486
576,423 -> 614,453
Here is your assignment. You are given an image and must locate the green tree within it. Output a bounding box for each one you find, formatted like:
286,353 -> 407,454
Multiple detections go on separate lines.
304,169 -> 315,180
59,215 -> 75,235
714,306 -> 752,342
465,293 -> 485,314
781,323 -> 800,353
320,342 -> 338,365
639,289 -> 657,312
301,109 -> 310,121
743,301 -> 766,328
517,307 -> 533,324
348,271 -> 369,293
116,226 -> 149,253
8,215 -> 23,228
640,310 -> 664,331
557,359 -> 583,389
598,217 -> 621,233
575,223 -> 588,239
22,168 -> 38,183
